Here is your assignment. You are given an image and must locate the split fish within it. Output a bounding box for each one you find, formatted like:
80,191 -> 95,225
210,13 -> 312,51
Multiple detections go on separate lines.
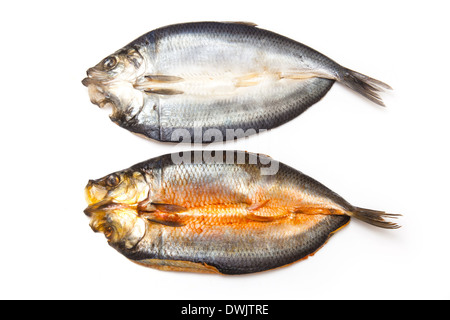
84,151 -> 399,274
82,22 -> 391,143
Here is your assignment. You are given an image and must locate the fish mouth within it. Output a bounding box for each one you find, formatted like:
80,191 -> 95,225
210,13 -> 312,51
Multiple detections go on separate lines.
82,79 -> 116,109
84,200 -> 119,238
84,200 -> 133,239
81,77 -> 91,87
82,67 -> 116,108
95,98 -> 115,109
82,67 -> 97,87
84,200 -> 146,249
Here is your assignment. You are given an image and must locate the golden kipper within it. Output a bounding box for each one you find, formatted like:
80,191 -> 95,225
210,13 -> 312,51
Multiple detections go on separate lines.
84,151 -> 399,274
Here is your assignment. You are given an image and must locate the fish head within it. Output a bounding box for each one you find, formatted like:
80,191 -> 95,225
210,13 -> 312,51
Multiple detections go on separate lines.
84,169 -> 150,249
82,47 -> 147,116
84,201 -> 146,250
85,169 -> 150,207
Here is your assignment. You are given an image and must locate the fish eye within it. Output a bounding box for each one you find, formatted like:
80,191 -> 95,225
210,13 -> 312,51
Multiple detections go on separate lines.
105,174 -> 120,187
102,56 -> 118,71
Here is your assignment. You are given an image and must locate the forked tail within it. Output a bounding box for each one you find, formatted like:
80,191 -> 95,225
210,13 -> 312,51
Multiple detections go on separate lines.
339,68 -> 392,106
351,206 -> 401,229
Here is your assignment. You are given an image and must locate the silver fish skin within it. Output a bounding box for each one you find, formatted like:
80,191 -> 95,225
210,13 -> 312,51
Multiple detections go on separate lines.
84,151 -> 400,275
82,22 -> 391,142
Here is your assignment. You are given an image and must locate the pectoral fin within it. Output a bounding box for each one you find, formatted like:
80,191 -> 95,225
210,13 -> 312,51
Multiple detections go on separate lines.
137,199 -> 156,212
137,200 -> 188,227
139,211 -> 186,227
144,75 -> 184,83
152,203 -> 188,213
134,75 -> 184,95
144,88 -> 184,95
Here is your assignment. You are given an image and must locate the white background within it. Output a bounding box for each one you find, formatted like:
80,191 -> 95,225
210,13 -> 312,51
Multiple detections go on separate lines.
1,0 -> 449,300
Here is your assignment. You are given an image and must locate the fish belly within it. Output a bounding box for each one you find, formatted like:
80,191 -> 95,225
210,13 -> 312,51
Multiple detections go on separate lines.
136,23 -> 336,142
128,205 -> 350,274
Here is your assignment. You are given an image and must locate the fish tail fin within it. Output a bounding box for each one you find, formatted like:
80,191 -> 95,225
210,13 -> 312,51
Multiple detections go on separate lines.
350,206 -> 401,229
339,68 -> 392,106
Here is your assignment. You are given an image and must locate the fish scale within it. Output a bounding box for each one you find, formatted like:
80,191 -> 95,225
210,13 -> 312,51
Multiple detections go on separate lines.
129,206 -> 350,274
82,22 -> 390,142
84,151 -> 399,274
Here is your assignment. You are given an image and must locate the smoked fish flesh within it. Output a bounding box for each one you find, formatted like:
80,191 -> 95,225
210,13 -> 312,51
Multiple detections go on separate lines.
84,151 -> 399,274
